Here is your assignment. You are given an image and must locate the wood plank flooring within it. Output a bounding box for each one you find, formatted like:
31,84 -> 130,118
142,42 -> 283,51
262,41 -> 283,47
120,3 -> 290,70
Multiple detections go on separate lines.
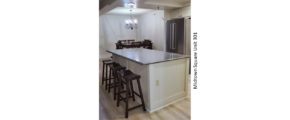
99,61 -> 191,120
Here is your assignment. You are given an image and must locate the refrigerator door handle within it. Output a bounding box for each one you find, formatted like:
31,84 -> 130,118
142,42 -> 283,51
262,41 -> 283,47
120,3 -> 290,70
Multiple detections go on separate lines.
171,23 -> 173,49
172,23 -> 176,49
169,23 -> 171,50
171,23 -> 173,50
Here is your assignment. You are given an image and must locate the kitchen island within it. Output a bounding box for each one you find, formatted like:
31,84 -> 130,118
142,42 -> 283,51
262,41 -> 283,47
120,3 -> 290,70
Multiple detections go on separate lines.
107,48 -> 190,112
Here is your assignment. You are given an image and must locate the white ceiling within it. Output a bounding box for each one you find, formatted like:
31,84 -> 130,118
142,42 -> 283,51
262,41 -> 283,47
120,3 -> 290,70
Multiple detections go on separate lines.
144,0 -> 190,8
100,0 -> 191,15
106,7 -> 154,15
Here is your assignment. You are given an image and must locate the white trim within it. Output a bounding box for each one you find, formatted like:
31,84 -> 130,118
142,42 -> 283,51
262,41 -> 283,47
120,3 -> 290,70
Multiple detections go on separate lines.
148,96 -> 187,113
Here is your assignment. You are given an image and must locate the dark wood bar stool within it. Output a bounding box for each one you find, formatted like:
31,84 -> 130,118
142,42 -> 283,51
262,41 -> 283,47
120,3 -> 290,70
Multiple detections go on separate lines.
107,63 -> 126,100
102,59 -> 113,86
116,69 -> 146,118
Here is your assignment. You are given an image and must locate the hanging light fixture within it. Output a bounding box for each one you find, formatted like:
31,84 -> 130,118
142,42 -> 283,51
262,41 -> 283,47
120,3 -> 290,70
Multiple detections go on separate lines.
124,2 -> 137,30
125,9 -> 137,30
124,1 -> 136,8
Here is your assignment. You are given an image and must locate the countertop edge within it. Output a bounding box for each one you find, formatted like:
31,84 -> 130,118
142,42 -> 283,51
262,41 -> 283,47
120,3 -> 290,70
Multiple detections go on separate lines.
106,50 -> 190,65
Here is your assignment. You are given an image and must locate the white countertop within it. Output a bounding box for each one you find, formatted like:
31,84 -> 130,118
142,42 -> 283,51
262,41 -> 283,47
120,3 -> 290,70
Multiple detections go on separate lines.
107,48 -> 190,65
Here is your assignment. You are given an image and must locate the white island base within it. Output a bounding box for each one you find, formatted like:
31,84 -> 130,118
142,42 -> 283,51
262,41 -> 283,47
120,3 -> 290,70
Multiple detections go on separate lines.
113,55 -> 189,112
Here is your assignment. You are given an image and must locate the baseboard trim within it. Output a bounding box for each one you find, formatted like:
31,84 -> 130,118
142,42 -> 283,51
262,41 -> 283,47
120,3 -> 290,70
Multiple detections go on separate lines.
147,92 -> 187,113
147,96 -> 187,113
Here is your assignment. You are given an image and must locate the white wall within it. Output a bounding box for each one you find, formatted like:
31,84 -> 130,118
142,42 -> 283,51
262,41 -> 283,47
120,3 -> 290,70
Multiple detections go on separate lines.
99,14 -> 138,58
137,10 -> 166,51
165,6 -> 191,19
99,10 -> 166,58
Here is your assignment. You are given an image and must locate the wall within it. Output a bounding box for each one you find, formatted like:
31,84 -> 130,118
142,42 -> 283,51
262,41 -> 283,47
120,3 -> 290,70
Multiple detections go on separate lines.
137,10 -> 166,51
165,6 -> 191,19
99,10 -> 166,58
99,14 -> 138,59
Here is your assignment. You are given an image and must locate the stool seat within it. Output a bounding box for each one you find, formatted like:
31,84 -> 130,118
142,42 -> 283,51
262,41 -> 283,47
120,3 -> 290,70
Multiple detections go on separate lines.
103,60 -> 113,64
102,59 -> 111,62
124,73 -> 140,81
109,62 -> 120,68
113,66 -> 126,72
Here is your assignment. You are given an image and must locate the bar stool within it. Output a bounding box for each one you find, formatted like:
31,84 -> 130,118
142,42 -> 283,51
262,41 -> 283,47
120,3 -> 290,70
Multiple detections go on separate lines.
107,63 -> 126,100
116,69 -> 146,118
102,59 -> 113,86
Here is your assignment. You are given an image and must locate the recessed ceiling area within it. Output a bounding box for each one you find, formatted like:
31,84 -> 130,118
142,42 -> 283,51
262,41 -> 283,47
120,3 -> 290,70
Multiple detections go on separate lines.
100,0 -> 191,15
106,7 -> 155,15
144,0 -> 190,8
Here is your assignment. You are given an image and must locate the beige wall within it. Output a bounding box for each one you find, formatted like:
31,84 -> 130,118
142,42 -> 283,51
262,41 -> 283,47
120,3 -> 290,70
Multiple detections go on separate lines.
137,10 -> 166,51
99,14 -> 138,58
99,11 -> 166,58
165,6 -> 191,19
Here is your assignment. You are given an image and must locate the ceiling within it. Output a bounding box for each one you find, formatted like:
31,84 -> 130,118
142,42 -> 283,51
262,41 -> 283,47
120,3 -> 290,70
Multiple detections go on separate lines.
106,7 -> 154,15
100,0 -> 191,15
144,0 -> 190,8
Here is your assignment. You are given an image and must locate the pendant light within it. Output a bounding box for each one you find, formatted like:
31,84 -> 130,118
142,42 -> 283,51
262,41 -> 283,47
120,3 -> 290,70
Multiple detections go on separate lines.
124,2 -> 137,30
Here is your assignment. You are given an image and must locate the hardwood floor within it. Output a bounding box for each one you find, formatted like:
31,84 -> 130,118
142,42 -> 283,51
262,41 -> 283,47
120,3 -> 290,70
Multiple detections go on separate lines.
99,61 -> 191,120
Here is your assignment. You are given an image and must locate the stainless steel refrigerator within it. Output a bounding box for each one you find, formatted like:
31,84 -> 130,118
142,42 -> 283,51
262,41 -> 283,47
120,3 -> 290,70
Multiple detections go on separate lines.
166,17 -> 191,55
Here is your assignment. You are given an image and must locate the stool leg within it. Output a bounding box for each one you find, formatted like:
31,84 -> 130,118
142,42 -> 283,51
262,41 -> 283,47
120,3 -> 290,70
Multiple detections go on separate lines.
121,82 -> 124,89
129,80 -> 135,101
105,65 -> 109,90
126,82 -> 131,97
108,69 -> 112,93
125,80 -> 130,118
102,62 -> 105,85
136,78 -> 146,111
117,82 -> 121,107
113,71 -> 118,100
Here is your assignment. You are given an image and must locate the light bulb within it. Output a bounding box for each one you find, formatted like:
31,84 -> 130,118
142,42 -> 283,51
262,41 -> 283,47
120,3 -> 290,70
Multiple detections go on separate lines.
133,19 -> 138,24
125,2 -> 136,8
125,20 -> 129,24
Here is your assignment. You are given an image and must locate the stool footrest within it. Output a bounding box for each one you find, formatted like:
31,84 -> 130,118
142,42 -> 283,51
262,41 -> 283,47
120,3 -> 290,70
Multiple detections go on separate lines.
118,96 -> 126,101
118,92 -> 135,102
117,91 -> 127,94
133,91 -> 141,97
106,77 -> 115,80
118,95 -> 134,102
107,83 -> 120,89
128,104 -> 144,111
